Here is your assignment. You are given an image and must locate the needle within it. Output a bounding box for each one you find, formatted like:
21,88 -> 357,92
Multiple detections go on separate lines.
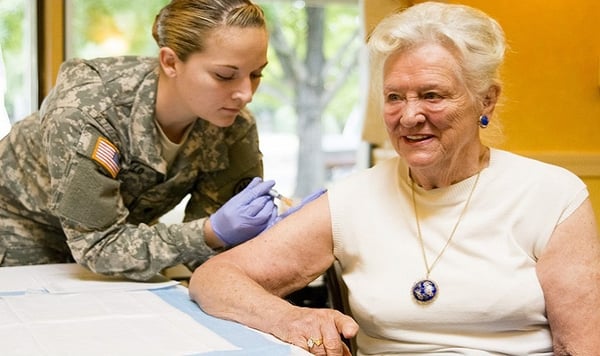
268,189 -> 294,208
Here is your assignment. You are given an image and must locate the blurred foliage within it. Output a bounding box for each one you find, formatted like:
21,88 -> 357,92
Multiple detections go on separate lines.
68,0 -> 167,58
254,2 -> 362,135
0,0 -> 25,51
68,0 -> 361,136
0,0 -> 34,121
0,0 -> 361,135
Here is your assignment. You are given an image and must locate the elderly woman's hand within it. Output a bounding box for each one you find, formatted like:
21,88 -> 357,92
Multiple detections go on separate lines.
272,305 -> 359,356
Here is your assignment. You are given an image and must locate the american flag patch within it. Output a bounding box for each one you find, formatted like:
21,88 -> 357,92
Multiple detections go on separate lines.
92,137 -> 120,178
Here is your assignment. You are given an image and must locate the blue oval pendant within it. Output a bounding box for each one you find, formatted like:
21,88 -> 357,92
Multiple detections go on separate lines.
412,279 -> 438,304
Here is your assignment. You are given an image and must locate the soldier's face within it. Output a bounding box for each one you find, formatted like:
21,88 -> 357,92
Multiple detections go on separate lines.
174,26 -> 269,127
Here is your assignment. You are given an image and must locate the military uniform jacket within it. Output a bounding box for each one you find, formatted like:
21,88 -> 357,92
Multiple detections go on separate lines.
0,56 -> 263,280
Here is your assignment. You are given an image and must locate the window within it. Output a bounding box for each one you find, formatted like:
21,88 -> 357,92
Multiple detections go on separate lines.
64,0 -> 366,219
65,0 -> 165,58
253,0 -> 367,197
0,0 -> 37,133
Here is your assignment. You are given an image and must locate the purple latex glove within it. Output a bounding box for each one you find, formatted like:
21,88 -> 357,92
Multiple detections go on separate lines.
269,188 -> 327,227
210,177 -> 278,246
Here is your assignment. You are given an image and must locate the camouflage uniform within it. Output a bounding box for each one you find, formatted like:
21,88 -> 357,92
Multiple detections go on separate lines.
0,56 -> 263,280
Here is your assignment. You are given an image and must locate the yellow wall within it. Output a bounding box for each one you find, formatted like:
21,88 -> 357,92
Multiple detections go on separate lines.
362,0 -> 600,228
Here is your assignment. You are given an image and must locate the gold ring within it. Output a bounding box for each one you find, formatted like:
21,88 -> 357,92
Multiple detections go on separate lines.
307,337 -> 323,349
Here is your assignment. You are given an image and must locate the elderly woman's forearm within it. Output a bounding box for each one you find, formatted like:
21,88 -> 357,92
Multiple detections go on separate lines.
189,260 -> 291,330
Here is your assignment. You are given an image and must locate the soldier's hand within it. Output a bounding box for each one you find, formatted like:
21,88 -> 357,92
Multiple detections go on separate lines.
209,177 -> 278,246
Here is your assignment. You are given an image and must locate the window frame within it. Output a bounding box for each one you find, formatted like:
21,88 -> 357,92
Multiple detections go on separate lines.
37,0 -> 65,102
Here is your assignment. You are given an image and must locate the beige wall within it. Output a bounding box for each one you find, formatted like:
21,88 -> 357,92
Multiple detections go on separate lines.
362,0 -> 600,227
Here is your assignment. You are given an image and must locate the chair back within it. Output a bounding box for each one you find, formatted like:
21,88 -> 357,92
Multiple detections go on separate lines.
325,260 -> 357,355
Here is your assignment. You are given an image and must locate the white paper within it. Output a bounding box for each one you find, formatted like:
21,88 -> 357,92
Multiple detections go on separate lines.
0,290 -> 238,355
256,330 -> 313,355
0,265 -> 45,294
0,263 -> 177,294
0,264 -> 306,355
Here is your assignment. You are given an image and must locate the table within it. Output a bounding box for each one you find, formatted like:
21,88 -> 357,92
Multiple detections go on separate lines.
0,263 -> 310,355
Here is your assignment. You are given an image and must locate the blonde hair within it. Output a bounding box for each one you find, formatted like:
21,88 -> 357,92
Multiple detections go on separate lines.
152,0 -> 266,61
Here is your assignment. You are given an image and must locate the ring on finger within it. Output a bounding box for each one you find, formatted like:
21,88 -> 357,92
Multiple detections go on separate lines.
307,337 -> 323,349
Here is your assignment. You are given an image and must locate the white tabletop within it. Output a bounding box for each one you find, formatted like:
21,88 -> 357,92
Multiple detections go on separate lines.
0,263 -> 309,356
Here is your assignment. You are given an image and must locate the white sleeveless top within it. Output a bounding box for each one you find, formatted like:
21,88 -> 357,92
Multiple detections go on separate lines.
329,148 -> 588,355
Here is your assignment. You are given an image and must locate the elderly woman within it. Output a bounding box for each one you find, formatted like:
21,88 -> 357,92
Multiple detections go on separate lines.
189,2 -> 600,355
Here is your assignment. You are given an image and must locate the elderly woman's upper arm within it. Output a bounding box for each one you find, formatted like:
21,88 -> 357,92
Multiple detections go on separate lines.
536,198 -> 600,354
205,193 -> 335,296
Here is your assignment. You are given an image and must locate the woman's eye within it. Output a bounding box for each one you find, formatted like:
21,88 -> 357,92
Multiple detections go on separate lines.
386,93 -> 402,102
423,92 -> 441,100
250,72 -> 263,79
216,73 -> 235,81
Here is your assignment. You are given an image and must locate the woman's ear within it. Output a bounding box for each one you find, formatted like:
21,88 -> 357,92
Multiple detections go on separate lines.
482,84 -> 501,113
158,47 -> 179,78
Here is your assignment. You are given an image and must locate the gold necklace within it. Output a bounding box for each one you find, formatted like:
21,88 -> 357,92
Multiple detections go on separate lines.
410,171 -> 481,304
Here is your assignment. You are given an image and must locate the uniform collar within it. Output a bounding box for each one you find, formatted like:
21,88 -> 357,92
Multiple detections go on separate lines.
128,68 -> 229,174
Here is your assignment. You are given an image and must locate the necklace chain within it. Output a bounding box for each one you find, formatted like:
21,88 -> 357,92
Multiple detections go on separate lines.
411,172 -> 481,279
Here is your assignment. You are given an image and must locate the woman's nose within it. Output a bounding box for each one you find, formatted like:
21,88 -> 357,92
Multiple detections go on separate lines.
232,78 -> 254,103
399,99 -> 426,128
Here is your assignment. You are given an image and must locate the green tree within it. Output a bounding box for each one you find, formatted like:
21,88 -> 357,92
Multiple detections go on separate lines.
68,0 -> 166,58
259,2 -> 362,196
0,0 -> 29,121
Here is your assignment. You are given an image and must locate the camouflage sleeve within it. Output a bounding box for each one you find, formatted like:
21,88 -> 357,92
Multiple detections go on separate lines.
42,107 -> 215,281
184,114 -> 264,222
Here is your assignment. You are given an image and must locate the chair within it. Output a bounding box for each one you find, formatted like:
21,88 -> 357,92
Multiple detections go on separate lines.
325,260 -> 357,355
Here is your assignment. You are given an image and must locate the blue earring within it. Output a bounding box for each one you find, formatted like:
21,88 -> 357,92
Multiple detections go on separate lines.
479,115 -> 489,128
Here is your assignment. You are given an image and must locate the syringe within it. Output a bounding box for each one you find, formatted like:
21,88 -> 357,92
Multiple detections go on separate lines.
268,188 -> 294,208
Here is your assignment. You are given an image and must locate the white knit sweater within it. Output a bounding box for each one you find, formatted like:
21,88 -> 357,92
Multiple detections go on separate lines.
329,148 -> 588,355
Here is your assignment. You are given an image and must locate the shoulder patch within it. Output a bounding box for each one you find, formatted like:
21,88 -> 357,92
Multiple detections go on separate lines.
92,136 -> 121,178
233,177 -> 254,195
